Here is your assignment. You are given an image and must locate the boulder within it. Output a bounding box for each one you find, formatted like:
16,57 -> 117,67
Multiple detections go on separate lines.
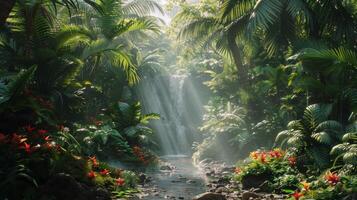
193,192 -> 226,200
41,173 -> 91,200
242,191 -> 262,200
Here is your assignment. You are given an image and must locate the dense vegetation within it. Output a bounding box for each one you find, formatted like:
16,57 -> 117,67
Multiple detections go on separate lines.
0,0 -> 356,199
167,0 -> 357,199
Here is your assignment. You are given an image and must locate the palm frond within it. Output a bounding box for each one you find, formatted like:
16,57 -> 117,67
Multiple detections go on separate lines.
220,0 -> 254,21
248,0 -> 284,31
311,132 -> 332,145
123,0 -> 163,17
6,65 -> 37,100
303,104 -> 332,128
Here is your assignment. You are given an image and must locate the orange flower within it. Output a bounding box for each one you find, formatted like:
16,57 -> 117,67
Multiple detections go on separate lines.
301,181 -> 310,191
89,156 -> 99,167
325,171 -> 340,185
250,151 -> 260,160
100,169 -> 110,176
234,167 -> 241,174
115,178 -> 125,186
288,156 -> 297,166
87,171 -> 96,179
291,191 -> 304,200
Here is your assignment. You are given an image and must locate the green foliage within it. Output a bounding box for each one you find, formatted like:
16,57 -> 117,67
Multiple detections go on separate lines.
275,104 -> 345,169
113,101 -> 159,147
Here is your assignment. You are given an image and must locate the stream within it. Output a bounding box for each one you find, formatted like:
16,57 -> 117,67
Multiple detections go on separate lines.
138,155 -> 207,199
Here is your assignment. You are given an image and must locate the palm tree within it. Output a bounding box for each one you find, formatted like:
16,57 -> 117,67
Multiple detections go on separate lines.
70,0 -> 163,85
177,0 -> 356,88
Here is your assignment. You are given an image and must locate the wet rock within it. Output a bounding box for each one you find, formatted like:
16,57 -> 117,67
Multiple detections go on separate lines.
139,173 -> 148,184
160,163 -> 174,171
242,191 -> 262,200
193,192 -> 226,200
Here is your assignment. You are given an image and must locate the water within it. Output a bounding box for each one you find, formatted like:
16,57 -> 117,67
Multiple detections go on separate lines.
140,155 -> 207,199
135,74 -> 209,198
136,74 -> 199,155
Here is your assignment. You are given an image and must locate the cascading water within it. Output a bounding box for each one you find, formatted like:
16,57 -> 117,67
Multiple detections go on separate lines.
136,74 -> 205,155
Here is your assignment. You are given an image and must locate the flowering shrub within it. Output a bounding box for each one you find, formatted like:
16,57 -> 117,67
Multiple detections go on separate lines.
233,149 -> 357,199
233,149 -> 301,192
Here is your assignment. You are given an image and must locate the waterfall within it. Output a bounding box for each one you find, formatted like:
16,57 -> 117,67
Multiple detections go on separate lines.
136,74 -> 198,155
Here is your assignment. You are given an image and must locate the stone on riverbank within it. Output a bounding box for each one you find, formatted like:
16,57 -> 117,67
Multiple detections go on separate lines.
193,192 -> 226,200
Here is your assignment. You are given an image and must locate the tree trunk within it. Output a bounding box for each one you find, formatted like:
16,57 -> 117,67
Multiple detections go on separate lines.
227,32 -> 248,88
0,0 -> 16,27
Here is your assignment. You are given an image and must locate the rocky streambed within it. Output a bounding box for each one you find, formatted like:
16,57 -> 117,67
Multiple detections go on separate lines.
129,157 -> 286,200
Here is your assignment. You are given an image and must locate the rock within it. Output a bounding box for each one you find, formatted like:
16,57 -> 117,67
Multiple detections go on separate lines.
139,173 -> 148,184
242,191 -> 261,200
160,164 -> 174,171
178,197 -> 184,199
193,192 -> 226,200
241,173 -> 270,190
215,187 -> 229,193
41,173 -> 93,200
92,188 -> 111,200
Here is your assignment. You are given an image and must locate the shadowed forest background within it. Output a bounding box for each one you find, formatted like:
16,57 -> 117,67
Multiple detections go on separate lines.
0,0 -> 356,199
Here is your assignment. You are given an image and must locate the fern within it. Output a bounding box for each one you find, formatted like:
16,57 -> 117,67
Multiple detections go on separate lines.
0,66 -> 37,105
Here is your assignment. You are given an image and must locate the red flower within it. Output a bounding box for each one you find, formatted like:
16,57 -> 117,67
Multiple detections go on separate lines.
269,149 -> 283,159
44,136 -> 51,141
22,142 -> 32,153
291,191 -> 304,200
115,178 -> 125,186
234,167 -> 241,174
38,129 -> 48,135
25,125 -> 36,133
325,171 -> 340,185
87,171 -> 96,179
0,133 -> 7,143
100,169 -> 110,176
260,152 -> 267,163
89,156 -> 99,167
288,156 -> 297,166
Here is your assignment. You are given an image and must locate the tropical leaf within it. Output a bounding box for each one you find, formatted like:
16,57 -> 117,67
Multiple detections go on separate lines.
330,143 -> 350,156
303,104 -> 332,128
311,132 -> 332,145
